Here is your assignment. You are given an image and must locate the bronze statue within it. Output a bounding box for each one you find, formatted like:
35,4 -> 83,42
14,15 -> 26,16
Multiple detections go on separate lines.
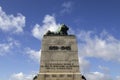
45,24 -> 69,36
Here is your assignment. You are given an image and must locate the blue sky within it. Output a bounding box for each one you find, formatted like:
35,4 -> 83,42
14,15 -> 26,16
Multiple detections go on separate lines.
0,0 -> 120,80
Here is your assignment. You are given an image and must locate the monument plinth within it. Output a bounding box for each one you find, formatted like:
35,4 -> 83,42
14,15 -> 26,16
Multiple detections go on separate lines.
34,24 -> 86,80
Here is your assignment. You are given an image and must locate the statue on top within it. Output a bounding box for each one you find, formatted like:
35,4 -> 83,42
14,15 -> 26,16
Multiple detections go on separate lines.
45,24 -> 69,36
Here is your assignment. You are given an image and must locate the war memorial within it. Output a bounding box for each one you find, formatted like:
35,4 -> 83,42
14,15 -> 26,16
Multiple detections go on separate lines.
33,24 -> 86,80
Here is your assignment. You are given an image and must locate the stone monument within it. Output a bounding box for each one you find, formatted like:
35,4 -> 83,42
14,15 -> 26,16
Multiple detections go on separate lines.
34,24 -> 86,80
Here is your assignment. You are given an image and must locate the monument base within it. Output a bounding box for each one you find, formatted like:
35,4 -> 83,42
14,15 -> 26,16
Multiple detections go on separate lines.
37,73 -> 83,80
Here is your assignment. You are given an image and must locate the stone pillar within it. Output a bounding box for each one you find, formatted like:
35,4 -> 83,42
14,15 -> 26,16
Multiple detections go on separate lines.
37,35 -> 83,80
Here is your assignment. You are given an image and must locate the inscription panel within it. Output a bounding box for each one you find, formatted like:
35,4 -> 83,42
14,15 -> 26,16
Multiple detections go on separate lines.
40,61 -> 79,73
49,46 -> 71,50
42,63 -> 79,70
42,45 -> 77,51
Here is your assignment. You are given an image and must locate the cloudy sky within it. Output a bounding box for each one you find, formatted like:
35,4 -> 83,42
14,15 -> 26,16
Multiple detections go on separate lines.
0,0 -> 120,80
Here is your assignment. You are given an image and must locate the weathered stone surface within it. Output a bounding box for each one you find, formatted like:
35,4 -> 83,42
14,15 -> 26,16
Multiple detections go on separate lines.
37,35 -> 83,80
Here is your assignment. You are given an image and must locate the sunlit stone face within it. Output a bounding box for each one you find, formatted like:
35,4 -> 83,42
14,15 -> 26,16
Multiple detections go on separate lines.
37,35 -> 83,80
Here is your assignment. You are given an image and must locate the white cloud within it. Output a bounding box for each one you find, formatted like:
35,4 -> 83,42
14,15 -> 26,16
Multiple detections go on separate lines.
9,72 -> 35,80
0,37 -> 20,56
77,30 -> 120,62
98,65 -> 110,73
79,57 -> 90,73
0,43 -> 11,55
78,57 -> 111,80
116,76 -> 120,80
26,48 -> 41,62
61,1 -> 73,14
86,72 -> 112,80
0,6 -> 25,33
32,14 -> 60,40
